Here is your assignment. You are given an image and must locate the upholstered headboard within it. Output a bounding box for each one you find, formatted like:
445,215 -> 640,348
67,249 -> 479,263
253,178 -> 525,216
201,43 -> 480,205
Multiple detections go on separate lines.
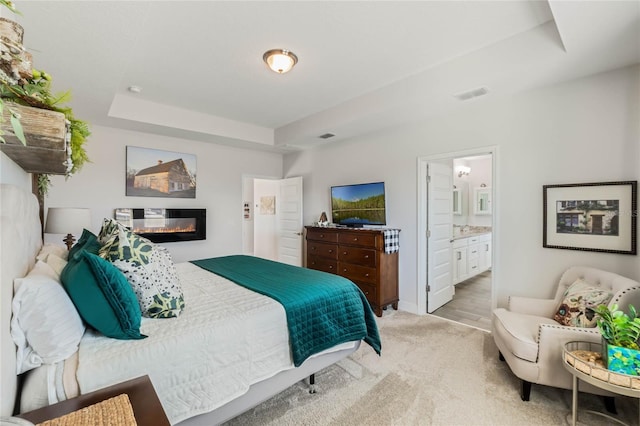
1,184 -> 42,416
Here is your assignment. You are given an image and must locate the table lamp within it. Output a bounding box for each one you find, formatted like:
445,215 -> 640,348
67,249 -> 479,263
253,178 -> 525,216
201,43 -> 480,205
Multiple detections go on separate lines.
44,208 -> 91,250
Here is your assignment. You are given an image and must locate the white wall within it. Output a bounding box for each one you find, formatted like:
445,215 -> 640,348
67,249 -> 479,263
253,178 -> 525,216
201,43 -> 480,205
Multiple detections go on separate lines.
1,151 -> 31,192
284,65 -> 640,312
39,125 -> 283,262
242,176 -> 254,255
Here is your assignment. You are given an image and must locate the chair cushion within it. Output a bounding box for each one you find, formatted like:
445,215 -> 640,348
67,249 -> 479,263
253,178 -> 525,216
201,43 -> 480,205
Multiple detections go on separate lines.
553,278 -> 612,328
492,308 -> 558,363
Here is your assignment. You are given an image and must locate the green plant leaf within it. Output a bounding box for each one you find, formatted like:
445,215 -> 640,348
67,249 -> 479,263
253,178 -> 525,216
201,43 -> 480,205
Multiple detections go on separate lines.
9,112 -> 26,145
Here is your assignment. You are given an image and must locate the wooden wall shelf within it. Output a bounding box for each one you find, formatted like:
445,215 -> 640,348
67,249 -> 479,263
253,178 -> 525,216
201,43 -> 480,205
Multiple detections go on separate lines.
0,103 -> 68,174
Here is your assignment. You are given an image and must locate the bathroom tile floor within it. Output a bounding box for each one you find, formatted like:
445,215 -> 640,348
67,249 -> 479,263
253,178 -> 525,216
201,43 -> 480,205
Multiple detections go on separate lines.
431,271 -> 492,331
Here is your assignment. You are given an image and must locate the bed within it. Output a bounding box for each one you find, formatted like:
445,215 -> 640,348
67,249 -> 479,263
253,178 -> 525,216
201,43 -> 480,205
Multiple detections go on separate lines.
0,184 -> 381,425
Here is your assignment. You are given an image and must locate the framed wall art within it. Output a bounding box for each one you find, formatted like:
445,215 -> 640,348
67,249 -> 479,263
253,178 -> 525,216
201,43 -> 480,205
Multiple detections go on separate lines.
543,181 -> 637,255
126,146 -> 197,198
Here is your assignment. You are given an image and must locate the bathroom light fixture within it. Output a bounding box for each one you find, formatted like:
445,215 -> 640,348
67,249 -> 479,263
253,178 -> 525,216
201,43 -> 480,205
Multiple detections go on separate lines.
455,165 -> 471,178
263,49 -> 298,74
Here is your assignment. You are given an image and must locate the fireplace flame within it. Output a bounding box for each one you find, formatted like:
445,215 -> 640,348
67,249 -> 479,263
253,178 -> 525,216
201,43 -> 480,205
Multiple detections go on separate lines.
133,225 -> 196,234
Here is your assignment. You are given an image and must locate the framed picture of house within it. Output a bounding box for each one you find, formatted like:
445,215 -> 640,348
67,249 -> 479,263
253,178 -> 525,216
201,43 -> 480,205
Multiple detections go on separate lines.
543,181 -> 637,255
126,146 -> 197,198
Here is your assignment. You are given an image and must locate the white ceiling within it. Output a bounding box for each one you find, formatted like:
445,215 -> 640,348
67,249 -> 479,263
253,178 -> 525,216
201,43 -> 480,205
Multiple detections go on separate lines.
10,1 -> 640,152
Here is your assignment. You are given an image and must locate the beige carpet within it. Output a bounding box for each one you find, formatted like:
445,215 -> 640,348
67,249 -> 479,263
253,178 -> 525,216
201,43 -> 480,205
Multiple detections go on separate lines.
227,310 -> 638,425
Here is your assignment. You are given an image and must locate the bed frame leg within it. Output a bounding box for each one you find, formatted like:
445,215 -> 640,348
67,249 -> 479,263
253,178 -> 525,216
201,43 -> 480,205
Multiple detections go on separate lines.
309,374 -> 316,394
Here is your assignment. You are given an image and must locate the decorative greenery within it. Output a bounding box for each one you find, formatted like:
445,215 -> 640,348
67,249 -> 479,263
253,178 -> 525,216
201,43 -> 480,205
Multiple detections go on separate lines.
595,304 -> 640,349
0,0 -> 20,14
0,100 -> 26,144
0,69 -> 91,176
0,0 -> 90,195
36,173 -> 50,196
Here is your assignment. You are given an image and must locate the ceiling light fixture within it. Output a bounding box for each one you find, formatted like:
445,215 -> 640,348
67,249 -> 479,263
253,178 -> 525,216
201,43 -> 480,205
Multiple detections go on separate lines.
263,49 -> 298,74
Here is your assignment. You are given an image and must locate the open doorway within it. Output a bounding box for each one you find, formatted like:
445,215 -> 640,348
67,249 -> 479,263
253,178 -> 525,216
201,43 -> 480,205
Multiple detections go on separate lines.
417,147 -> 496,331
242,175 -> 304,266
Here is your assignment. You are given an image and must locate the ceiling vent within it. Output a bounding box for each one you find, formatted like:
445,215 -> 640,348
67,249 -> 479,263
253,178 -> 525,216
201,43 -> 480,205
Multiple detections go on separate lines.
453,86 -> 489,101
318,133 -> 335,139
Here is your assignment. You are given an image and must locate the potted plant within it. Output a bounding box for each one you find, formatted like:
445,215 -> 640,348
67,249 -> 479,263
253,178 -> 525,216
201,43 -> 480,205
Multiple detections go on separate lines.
594,303 -> 640,376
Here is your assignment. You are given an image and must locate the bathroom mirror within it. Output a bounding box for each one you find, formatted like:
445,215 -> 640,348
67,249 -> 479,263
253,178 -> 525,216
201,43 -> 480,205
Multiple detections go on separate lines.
453,189 -> 462,215
474,187 -> 492,215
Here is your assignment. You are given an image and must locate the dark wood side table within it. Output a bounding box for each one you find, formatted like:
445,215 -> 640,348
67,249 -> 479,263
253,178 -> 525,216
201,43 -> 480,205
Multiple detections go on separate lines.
17,375 -> 169,426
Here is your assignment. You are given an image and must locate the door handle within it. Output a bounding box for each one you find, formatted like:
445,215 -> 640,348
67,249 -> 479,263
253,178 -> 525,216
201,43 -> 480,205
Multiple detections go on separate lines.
295,232 -> 302,236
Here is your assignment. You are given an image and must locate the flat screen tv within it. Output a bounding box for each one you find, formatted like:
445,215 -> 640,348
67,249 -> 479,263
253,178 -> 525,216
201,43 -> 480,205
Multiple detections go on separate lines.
331,181 -> 386,227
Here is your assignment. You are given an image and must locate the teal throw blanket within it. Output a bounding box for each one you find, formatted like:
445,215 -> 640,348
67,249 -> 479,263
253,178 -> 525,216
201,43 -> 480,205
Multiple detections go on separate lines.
191,255 -> 381,366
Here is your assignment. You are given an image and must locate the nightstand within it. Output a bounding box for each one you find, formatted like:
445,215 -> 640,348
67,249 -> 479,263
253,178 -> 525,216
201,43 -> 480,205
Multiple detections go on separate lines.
17,375 -> 169,426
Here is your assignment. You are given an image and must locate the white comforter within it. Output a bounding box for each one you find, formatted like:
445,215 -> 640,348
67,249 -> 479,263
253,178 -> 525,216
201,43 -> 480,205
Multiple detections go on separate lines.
76,262 -> 293,424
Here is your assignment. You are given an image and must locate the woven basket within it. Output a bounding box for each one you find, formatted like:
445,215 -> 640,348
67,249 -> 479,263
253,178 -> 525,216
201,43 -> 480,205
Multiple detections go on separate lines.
36,394 -> 137,426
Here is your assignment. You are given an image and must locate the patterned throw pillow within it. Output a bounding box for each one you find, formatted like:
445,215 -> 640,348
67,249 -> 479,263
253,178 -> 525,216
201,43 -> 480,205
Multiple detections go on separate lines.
98,218 -> 185,318
554,278 -> 613,328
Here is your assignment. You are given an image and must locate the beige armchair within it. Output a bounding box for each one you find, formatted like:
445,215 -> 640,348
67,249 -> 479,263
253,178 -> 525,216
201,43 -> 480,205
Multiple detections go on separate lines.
492,266 -> 640,402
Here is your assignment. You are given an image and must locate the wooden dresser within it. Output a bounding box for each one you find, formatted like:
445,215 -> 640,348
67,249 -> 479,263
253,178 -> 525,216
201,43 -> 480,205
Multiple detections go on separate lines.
305,226 -> 399,317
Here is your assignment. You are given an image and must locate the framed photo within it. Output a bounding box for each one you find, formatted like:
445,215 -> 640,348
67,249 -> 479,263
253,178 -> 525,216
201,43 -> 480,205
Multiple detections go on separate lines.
543,181 -> 637,255
126,146 -> 196,198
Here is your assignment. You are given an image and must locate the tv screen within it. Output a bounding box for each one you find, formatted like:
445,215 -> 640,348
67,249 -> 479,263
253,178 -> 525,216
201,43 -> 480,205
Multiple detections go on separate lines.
331,182 -> 386,227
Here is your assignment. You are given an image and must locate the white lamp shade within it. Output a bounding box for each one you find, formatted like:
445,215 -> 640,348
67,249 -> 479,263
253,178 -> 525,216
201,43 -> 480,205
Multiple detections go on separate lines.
44,208 -> 91,236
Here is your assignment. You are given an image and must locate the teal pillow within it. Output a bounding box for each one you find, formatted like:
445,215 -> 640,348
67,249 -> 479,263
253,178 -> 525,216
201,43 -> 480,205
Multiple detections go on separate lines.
68,228 -> 100,259
61,249 -> 146,340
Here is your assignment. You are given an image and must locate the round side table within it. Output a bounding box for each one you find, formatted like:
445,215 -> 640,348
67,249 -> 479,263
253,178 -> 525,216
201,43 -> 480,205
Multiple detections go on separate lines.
563,341 -> 640,426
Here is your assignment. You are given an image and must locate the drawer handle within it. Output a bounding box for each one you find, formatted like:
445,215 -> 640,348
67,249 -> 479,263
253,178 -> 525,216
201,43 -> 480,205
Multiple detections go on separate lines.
343,251 -> 348,255
364,255 -> 369,259
329,265 -> 333,269
364,273 -> 369,277
343,269 -> 348,273
364,291 -> 369,295
353,237 -> 358,241
328,249 -> 333,253
320,234 -> 324,238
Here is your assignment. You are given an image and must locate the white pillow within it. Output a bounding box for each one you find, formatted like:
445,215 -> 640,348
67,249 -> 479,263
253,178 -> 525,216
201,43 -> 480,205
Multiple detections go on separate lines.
45,253 -> 68,277
11,261 -> 85,374
36,243 -> 68,262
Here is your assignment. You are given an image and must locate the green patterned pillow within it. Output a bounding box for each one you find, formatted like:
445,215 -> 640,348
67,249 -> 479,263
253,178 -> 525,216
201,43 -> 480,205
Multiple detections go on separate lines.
98,218 -> 185,318
554,278 -> 613,328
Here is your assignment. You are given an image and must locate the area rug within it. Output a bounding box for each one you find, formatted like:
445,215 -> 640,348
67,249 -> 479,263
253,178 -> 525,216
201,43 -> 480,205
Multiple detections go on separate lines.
227,311 -> 637,425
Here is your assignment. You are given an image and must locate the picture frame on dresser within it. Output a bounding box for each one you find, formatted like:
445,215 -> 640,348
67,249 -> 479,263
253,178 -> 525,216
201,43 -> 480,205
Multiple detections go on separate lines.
543,181 -> 637,255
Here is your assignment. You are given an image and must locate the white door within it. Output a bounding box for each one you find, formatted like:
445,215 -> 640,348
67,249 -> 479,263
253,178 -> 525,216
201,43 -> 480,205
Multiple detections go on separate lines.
427,163 -> 454,313
277,176 -> 303,266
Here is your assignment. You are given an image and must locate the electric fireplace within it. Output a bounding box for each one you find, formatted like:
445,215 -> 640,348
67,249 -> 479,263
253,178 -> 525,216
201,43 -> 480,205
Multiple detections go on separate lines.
115,208 -> 206,243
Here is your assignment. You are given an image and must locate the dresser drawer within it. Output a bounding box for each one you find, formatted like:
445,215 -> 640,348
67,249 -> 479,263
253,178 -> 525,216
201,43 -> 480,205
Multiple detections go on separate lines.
307,256 -> 337,274
338,247 -> 376,267
338,262 -> 376,284
352,281 -> 377,304
306,229 -> 338,243
307,241 -> 338,259
338,232 -> 377,248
